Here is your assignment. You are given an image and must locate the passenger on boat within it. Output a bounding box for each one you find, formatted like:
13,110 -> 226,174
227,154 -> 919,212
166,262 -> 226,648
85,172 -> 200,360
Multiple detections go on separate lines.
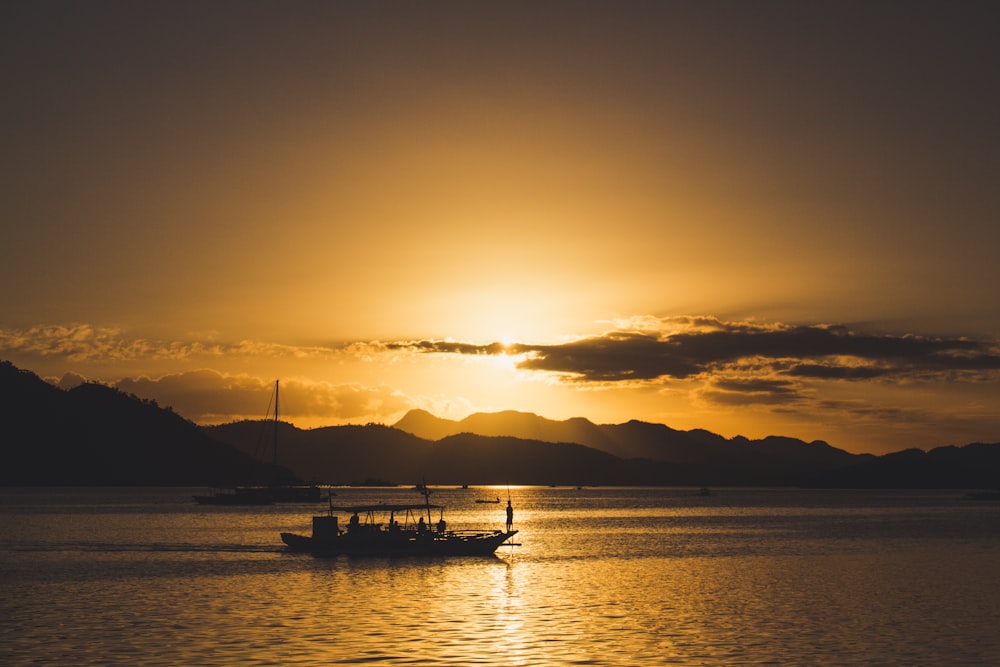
436,518 -> 446,533
348,512 -> 360,533
417,517 -> 426,532
388,512 -> 399,532
506,500 -> 513,532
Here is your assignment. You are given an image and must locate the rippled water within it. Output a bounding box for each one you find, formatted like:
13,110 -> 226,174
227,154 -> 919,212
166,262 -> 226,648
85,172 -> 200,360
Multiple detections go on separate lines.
2,486 -> 999,665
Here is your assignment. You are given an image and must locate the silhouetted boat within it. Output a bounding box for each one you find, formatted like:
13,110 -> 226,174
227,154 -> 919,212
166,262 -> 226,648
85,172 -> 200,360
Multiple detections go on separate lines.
195,380 -> 326,505
475,497 -> 501,504
281,487 -> 518,556
194,484 -> 326,506
193,486 -> 274,505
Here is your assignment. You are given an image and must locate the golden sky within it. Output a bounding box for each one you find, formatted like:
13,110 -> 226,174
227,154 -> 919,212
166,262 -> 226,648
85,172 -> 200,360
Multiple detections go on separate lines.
3,2 -> 999,454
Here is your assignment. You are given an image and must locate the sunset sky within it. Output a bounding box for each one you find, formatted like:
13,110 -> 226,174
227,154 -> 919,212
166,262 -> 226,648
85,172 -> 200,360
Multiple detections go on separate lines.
3,2 -> 999,455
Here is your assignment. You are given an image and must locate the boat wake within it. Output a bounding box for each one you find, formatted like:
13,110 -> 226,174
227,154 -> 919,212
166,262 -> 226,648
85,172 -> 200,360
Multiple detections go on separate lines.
2,541 -> 284,554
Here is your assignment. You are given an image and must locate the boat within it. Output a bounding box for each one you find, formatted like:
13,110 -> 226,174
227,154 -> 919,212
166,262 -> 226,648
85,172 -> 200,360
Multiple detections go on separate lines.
195,380 -> 327,505
193,486 -> 274,505
475,497 -> 501,504
280,487 -> 518,556
194,483 -> 326,505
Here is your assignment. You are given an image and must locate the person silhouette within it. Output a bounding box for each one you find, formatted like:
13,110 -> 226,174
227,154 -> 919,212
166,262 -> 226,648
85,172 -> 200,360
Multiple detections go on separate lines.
505,499 -> 513,532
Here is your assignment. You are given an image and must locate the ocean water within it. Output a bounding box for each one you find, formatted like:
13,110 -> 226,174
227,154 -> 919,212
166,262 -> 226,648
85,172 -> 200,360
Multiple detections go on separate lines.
2,486 -> 999,666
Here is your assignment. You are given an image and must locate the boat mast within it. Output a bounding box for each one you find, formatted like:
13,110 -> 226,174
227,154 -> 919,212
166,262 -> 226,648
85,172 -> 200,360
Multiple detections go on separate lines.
273,379 -> 279,466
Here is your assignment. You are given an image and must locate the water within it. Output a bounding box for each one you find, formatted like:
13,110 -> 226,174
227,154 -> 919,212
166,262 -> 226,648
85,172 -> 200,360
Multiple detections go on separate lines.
2,486 -> 999,665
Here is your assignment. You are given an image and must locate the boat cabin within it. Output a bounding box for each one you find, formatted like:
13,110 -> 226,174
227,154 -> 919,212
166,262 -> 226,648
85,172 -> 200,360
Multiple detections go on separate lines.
315,502 -> 447,538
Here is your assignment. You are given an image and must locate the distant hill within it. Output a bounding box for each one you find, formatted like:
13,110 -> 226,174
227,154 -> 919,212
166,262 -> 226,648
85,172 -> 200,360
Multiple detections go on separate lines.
0,361 -> 293,485
207,420 -> 634,486
206,420 -> 433,485
392,409 -> 1000,488
394,409 -> 865,470
802,444 -> 1000,489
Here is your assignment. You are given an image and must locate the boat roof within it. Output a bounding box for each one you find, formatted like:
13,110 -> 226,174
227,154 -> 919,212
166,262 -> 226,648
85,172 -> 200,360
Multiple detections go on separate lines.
330,503 -> 443,513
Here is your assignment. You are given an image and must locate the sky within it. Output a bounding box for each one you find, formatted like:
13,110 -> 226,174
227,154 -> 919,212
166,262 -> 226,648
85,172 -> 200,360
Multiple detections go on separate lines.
3,1 -> 999,455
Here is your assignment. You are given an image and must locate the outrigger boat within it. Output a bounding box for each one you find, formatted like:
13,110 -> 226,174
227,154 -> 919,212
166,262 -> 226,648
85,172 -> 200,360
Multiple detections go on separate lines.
280,488 -> 518,556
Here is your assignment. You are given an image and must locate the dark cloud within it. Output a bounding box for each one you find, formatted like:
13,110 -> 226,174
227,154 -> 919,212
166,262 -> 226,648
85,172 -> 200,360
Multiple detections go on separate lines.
517,332 -> 701,381
393,319 -> 1000,385
700,377 -> 804,406
712,378 -> 800,395
788,364 -> 891,380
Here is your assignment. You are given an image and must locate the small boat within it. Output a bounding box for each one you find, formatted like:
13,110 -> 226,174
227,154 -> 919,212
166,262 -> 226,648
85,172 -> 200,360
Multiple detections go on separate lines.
194,484 -> 329,505
475,497 -> 501,504
193,486 -> 274,505
281,488 -> 518,556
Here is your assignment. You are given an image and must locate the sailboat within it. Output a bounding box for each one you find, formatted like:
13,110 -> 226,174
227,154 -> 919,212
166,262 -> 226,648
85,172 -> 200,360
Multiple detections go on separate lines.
195,380 -> 326,505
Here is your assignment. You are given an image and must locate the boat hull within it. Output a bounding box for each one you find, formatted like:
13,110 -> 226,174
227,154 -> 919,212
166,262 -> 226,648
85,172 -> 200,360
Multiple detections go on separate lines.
194,487 -> 274,505
281,529 -> 517,556
194,485 -> 326,505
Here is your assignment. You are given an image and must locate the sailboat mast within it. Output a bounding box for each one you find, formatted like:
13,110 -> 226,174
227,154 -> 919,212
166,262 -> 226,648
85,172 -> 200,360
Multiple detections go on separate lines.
273,379 -> 279,466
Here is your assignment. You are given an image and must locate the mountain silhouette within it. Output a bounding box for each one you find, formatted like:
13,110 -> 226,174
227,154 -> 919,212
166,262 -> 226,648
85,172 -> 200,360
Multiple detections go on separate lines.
3,361 -> 998,487
1,361 -> 294,485
393,409 -> 864,469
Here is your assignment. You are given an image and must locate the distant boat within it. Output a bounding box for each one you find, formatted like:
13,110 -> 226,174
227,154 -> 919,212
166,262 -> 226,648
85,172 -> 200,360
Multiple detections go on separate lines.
195,380 -> 326,505
280,486 -> 518,556
475,497 -> 501,504
193,486 -> 274,506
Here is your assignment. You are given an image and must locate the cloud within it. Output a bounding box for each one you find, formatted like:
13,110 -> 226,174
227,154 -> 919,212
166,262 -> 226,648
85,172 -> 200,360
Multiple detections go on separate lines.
114,370 -> 417,425
695,376 -> 807,407
390,316 -> 1000,385
1,324 -> 157,361
0,324 -> 351,363
6,318 -> 999,431
383,340 -> 508,356
55,371 -> 88,389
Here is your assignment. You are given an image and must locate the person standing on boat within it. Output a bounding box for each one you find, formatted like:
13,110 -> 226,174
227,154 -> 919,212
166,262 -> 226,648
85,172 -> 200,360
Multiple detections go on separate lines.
505,499 -> 513,532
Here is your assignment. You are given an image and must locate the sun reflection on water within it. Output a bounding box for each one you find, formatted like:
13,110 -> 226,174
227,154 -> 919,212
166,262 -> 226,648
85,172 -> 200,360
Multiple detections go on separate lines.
490,562 -> 529,665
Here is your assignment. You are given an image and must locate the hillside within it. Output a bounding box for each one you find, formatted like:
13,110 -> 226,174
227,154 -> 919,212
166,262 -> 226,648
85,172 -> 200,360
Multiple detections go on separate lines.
0,361 -> 293,485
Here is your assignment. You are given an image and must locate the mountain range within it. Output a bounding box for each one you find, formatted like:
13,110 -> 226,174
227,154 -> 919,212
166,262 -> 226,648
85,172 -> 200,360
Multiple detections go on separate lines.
3,360 -> 998,488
